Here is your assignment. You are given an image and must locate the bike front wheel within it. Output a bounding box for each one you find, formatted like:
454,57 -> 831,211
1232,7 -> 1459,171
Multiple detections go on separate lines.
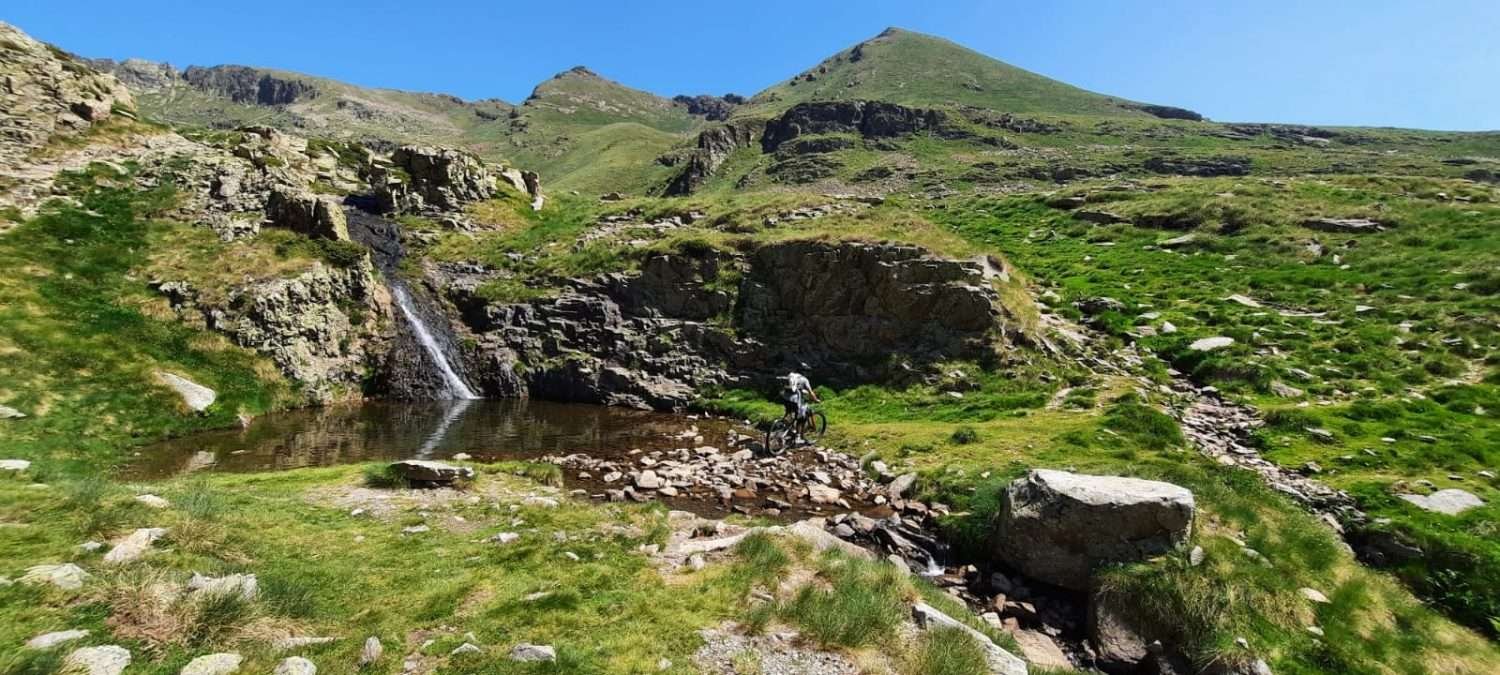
764,418 -> 793,456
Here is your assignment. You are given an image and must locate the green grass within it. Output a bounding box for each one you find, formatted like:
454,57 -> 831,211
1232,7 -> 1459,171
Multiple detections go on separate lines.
0,163 -> 296,479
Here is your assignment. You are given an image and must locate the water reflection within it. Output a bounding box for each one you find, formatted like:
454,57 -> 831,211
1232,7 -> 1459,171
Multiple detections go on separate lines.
131,399 -> 731,478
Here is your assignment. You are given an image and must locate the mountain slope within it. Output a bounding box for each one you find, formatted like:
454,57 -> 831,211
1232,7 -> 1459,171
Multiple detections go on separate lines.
86,58 -> 508,147
746,27 -> 1154,118
470,66 -> 706,193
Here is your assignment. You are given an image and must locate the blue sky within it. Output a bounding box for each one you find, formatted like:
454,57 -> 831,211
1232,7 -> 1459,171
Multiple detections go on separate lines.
5,0 -> 1497,130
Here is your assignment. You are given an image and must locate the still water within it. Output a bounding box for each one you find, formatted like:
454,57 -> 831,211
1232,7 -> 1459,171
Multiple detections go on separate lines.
131,399 -> 735,478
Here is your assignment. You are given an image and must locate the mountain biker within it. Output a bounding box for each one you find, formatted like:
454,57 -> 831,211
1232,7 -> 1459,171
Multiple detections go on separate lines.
783,371 -> 820,443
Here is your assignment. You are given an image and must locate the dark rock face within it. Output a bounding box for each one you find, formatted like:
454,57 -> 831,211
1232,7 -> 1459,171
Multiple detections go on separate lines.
181,65 -> 317,106
761,100 -> 948,152
1128,103 -> 1205,121
446,240 -> 1007,411
738,241 -> 1000,361
1142,154 -> 1251,177
672,94 -> 743,121
663,119 -> 762,195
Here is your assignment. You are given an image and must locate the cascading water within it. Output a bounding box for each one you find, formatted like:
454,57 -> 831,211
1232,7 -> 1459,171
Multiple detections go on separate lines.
390,283 -> 478,400
344,203 -> 480,400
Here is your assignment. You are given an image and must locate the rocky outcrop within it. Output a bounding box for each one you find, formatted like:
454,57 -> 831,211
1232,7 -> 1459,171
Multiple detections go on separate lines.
739,241 -> 1002,362
760,100 -> 948,152
157,259 -> 391,403
663,118 -> 762,195
1128,103 -> 1204,121
672,93 -> 744,121
993,470 -> 1195,590
181,65 -> 317,105
84,57 -> 179,90
0,22 -> 136,170
372,145 -> 538,213
446,240 -> 1009,410
266,187 -> 350,241
1142,154 -> 1251,177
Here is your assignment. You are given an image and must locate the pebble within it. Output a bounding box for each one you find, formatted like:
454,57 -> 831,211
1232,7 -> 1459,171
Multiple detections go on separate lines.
450,643 -> 482,656
1299,587 -> 1330,604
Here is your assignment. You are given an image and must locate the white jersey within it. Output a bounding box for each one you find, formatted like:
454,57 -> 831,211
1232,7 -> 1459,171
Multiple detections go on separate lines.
787,372 -> 813,397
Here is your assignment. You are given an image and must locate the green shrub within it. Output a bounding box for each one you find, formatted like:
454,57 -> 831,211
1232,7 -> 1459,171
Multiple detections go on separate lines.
950,426 -> 980,445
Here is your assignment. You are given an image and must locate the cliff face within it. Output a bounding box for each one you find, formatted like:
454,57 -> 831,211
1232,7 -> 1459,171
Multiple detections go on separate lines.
441,240 -> 1010,411
156,259 -> 393,403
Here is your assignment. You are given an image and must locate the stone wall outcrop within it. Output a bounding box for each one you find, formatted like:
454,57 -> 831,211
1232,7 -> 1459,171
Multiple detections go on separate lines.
442,239 -> 1009,410
156,259 -> 391,403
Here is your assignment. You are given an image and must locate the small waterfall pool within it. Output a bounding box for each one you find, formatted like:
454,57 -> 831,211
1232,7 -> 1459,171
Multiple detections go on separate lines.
130,399 -> 736,478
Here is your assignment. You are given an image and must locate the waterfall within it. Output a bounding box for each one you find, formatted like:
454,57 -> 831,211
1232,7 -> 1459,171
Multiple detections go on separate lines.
390,283 -> 478,400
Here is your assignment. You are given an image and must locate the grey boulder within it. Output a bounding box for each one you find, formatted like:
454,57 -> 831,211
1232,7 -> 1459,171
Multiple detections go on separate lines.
994,470 -> 1194,590
1400,489 -> 1484,516
389,460 -> 474,485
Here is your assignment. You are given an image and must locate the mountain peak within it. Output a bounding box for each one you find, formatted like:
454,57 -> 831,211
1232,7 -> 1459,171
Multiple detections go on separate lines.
748,27 -> 1149,118
555,65 -> 600,80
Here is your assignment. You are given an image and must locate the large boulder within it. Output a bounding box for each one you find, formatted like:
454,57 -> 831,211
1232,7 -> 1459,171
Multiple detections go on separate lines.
265,188 -> 350,241
390,460 -> 474,486
1399,489 -> 1484,516
993,470 -> 1194,590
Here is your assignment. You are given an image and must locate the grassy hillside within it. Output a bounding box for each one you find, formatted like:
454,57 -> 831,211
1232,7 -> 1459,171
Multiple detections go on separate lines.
468,67 -> 705,193
744,28 -> 1153,117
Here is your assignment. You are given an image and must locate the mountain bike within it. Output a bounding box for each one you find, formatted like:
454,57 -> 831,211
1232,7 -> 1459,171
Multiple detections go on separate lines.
764,406 -> 828,455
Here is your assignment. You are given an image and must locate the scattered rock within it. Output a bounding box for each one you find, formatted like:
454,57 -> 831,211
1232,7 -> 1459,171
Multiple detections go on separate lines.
103,527 -> 168,564
188,573 -> 258,601
273,637 -> 336,651
0,405 -> 26,419
1188,336 -> 1235,352
273,658 -> 316,675
1013,629 -> 1072,669
134,494 -> 171,509
25,629 -> 90,650
994,469 -> 1194,590
21,563 -> 90,590
155,371 -> 216,411
1189,545 -> 1205,566
180,652 -> 243,675
1399,489 -> 1484,515
888,473 -> 918,498
0,459 -> 32,471
1299,587 -> 1330,604
911,602 -> 1027,675
63,645 -> 132,675
450,643 -> 482,656
359,637 -> 383,666
509,644 -> 557,662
